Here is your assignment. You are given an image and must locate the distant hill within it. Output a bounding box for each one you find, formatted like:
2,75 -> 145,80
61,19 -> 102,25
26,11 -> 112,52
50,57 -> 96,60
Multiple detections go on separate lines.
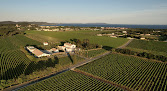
60,23 -> 108,25
85,23 -> 108,25
0,21 -> 58,25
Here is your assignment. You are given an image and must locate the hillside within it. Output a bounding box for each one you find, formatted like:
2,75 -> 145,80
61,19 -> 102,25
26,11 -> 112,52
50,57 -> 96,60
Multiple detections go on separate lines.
0,35 -> 41,80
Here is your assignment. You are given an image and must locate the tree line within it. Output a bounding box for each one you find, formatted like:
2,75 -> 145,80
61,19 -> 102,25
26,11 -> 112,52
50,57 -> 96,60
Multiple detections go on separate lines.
70,38 -> 102,49
0,24 -> 25,37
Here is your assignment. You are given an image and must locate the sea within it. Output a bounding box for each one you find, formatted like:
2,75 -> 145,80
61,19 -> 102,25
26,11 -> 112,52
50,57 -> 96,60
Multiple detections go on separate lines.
48,24 -> 167,29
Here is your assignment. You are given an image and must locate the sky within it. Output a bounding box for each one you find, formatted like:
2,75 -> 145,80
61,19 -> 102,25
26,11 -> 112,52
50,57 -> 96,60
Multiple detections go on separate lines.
0,0 -> 167,24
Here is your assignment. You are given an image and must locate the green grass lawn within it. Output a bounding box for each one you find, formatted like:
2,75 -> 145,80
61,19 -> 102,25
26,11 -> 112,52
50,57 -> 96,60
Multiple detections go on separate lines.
26,30 -> 128,48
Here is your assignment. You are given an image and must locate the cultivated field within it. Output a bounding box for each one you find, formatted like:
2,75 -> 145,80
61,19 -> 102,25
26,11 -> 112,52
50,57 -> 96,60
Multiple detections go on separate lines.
126,39 -> 167,56
77,49 -> 108,58
18,71 -> 122,91
0,35 -> 41,80
77,53 -> 167,91
26,30 -> 128,48
0,35 -> 84,90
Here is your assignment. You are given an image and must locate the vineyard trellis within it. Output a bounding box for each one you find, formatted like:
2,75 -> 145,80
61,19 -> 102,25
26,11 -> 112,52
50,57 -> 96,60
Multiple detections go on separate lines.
77,53 -> 167,91
0,35 -> 41,80
127,39 -> 167,53
18,71 -> 122,91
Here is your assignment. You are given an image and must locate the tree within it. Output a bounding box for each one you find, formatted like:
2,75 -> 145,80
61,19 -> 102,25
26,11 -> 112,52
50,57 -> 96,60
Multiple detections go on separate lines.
82,39 -> 90,49
0,85 -> 4,90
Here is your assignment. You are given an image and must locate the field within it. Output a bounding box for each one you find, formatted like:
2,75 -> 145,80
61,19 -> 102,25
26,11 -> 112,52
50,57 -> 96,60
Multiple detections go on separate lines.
18,71 -> 122,91
0,35 -> 41,80
79,49 -> 108,58
0,35 -> 83,89
26,30 -> 128,48
77,53 -> 167,91
126,39 -> 167,56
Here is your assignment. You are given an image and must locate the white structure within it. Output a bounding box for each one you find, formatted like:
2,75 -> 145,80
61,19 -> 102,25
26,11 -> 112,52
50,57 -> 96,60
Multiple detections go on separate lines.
52,29 -> 59,31
64,43 -> 76,49
140,37 -> 146,40
26,46 -> 36,52
26,46 -> 50,58
47,48 -> 59,53
145,34 -> 151,36
58,46 -> 66,51
110,35 -> 117,38
66,48 -> 73,52
43,42 -> 49,46
122,31 -> 127,34
58,43 -> 76,52
97,34 -> 102,36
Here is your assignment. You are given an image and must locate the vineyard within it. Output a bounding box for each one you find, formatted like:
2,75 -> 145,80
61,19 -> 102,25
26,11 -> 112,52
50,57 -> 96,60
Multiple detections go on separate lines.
77,53 -> 167,91
0,35 -> 40,80
127,39 -> 167,53
0,35 -> 86,90
0,35 -> 41,80
78,49 -> 108,58
18,71 -> 122,91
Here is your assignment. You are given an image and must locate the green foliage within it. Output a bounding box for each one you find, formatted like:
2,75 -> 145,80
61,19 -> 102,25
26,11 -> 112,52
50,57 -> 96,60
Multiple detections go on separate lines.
70,38 -> 102,49
18,71 -> 121,91
0,24 -> 24,37
78,53 -> 167,91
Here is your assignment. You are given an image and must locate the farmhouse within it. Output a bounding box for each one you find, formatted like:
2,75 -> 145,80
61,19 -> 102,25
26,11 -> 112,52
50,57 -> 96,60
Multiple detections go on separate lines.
26,46 -> 36,52
43,42 -> 48,46
66,47 -> 73,52
26,46 -> 51,58
64,43 -> 76,49
140,37 -> 146,40
122,31 -> 127,34
47,48 -> 59,53
58,43 -> 76,52
110,35 -> 117,38
33,49 -> 50,57
97,34 -> 102,36
58,46 -> 66,51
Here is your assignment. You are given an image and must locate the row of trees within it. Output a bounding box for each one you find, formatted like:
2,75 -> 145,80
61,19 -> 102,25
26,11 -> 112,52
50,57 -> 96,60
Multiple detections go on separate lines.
70,38 -> 102,49
114,48 -> 167,62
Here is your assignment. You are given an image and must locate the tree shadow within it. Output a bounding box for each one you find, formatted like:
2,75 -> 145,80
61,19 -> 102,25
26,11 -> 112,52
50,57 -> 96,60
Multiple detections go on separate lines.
0,56 -> 60,80
60,42 -> 66,46
24,61 -> 37,75
1,63 -> 26,80
67,53 -> 74,64
24,56 -> 59,75
102,46 -> 113,51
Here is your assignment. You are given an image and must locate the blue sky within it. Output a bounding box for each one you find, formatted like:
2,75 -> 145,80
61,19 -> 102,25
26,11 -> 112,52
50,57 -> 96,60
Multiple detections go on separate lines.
0,0 -> 167,24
